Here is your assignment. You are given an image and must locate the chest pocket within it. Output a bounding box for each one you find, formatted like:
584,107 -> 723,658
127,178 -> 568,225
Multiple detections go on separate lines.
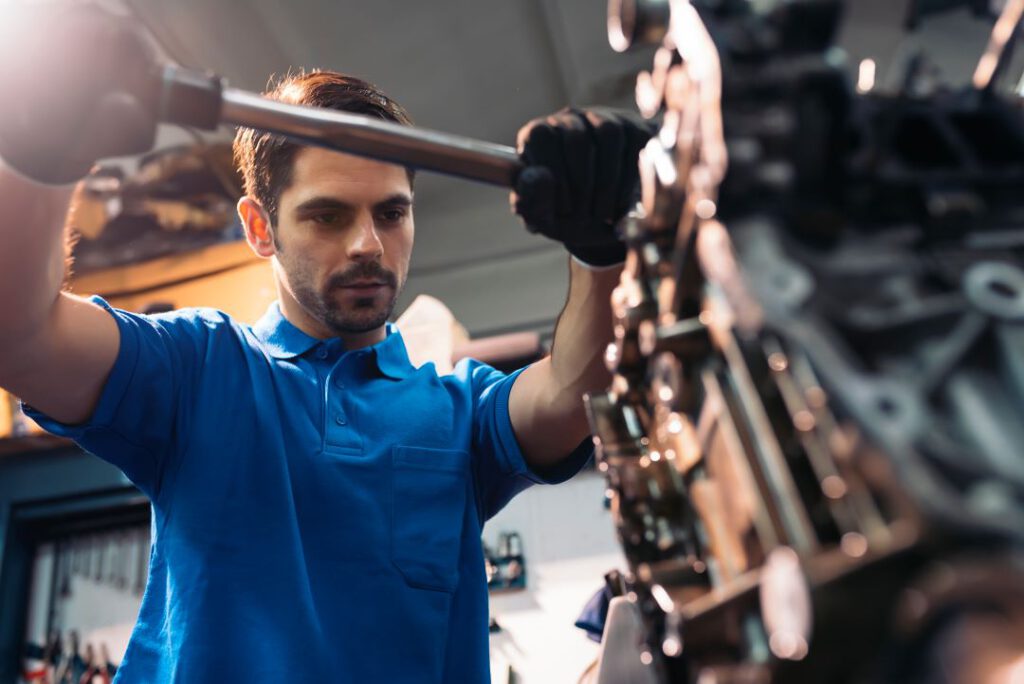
391,446 -> 469,593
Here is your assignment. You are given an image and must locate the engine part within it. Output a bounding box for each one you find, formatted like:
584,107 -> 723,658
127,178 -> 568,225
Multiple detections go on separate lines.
587,0 -> 1024,681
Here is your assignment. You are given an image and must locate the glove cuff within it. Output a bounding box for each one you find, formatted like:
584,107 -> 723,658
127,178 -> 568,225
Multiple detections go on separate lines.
567,242 -> 627,269
570,254 -> 626,271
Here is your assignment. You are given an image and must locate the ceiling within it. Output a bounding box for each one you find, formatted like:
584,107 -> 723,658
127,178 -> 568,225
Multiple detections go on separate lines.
127,0 -> 654,160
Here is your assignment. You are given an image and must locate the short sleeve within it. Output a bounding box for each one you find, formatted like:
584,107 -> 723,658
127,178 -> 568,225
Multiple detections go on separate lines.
461,358 -> 593,521
22,296 -> 213,500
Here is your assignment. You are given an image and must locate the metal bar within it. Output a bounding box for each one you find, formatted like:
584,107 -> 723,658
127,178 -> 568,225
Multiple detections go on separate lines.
220,88 -> 523,188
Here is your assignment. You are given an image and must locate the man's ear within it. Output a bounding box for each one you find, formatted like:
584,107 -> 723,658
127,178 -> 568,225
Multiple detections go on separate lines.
238,196 -> 276,258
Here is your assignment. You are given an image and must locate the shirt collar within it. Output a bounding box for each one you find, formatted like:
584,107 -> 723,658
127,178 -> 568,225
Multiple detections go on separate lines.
252,302 -> 415,380
252,302 -> 319,359
373,325 -> 415,380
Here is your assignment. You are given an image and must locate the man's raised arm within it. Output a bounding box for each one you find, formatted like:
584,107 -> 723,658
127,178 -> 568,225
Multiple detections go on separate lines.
507,108 -> 653,470
0,6 -> 160,424
509,258 -> 621,468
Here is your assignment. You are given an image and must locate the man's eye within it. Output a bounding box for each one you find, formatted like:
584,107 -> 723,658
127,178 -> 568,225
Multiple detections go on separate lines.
379,209 -> 406,224
311,213 -> 338,225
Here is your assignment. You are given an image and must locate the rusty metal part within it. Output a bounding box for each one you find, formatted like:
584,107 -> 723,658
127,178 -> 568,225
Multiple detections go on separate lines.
588,0 -> 1024,681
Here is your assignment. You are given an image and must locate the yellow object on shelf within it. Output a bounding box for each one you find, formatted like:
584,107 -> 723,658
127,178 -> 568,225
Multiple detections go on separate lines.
0,390 -> 12,439
0,390 -> 46,440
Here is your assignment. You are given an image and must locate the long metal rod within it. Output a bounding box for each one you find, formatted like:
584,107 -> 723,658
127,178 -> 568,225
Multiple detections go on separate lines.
219,88 -> 523,188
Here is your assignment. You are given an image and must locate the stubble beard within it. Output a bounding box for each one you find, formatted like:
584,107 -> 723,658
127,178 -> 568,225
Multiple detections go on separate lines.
322,288 -> 399,334
291,262 -> 402,336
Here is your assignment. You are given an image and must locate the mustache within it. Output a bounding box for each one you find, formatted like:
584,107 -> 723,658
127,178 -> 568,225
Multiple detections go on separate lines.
327,262 -> 398,290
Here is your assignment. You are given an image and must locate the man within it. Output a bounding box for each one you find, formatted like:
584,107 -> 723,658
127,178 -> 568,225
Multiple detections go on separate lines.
0,7 -> 650,683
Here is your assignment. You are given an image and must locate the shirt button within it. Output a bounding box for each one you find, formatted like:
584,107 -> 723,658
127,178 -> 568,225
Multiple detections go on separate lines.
316,348 -> 328,360
335,414 -> 347,426
335,377 -> 345,389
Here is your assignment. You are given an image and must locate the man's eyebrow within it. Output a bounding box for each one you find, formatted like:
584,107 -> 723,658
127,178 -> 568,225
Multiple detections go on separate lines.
292,194 -> 412,215
374,194 -> 413,211
293,197 -> 354,214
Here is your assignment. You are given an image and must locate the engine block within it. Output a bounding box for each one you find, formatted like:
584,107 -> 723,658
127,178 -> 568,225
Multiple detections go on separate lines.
588,1 -> 1024,681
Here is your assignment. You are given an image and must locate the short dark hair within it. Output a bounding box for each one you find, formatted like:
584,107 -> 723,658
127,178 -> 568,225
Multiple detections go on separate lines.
232,70 -> 414,224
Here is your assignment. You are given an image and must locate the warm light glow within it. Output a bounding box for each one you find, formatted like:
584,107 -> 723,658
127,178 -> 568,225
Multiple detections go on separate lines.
671,2 -> 716,81
856,58 -> 876,93
636,70 -> 662,117
793,410 -> 816,432
650,583 -> 676,612
695,198 -> 717,219
607,0 -> 631,53
841,532 -> 869,558
805,386 -> 827,408
697,670 -> 719,684
767,352 -> 788,372
769,631 -> 809,660
645,137 -> 678,186
604,343 -> 620,370
821,475 -> 847,499
990,654 -> 1024,683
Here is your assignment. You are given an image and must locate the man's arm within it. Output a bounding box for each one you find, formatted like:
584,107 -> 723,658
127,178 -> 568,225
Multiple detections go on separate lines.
0,161 -> 120,425
508,259 -> 620,470
505,108 -> 653,471
0,7 -> 159,425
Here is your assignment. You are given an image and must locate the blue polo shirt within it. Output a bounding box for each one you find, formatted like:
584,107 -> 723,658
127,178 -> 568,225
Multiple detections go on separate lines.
26,297 -> 591,683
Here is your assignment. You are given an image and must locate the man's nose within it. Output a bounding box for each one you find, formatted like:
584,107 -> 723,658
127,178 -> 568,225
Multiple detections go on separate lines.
346,213 -> 384,261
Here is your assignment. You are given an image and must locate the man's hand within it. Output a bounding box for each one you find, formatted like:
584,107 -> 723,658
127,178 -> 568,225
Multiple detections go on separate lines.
0,4 -> 162,185
511,108 -> 654,267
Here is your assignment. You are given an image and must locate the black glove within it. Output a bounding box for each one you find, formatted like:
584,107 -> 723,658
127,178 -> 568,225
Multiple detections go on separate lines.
512,108 -> 654,267
0,5 -> 162,185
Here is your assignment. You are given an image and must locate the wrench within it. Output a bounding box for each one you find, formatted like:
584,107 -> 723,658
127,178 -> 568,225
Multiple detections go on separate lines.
161,66 -> 523,188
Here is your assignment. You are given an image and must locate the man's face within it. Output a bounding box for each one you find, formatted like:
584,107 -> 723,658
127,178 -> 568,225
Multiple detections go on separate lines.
271,147 -> 414,338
